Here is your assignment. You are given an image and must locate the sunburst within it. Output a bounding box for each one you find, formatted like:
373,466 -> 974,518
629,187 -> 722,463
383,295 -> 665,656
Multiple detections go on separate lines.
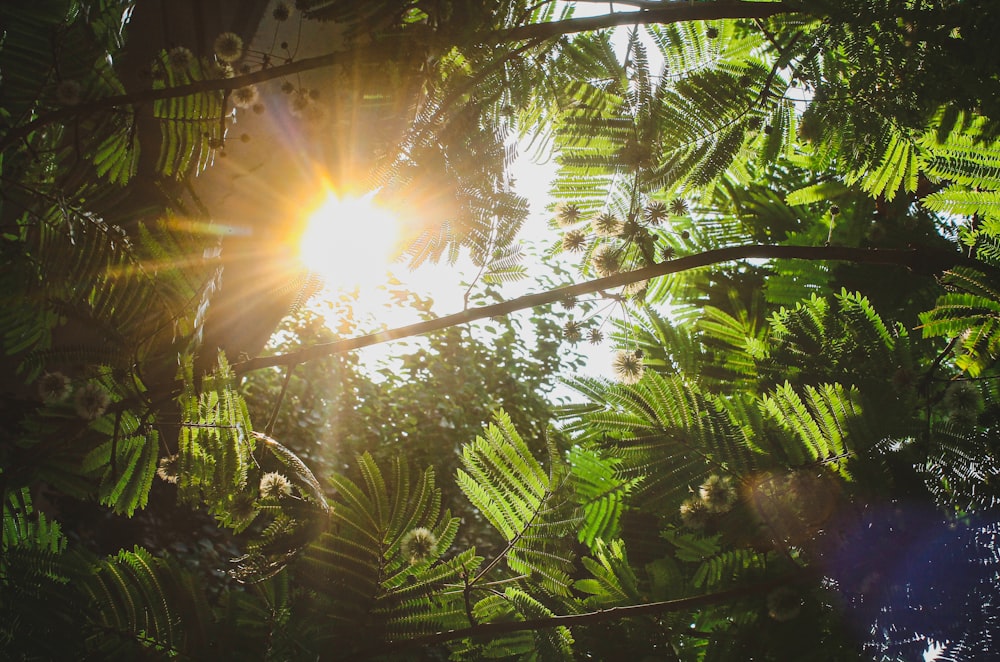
297,191 -> 401,292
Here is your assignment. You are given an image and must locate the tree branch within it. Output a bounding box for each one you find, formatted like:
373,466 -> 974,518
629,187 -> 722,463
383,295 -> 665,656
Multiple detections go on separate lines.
0,48 -> 364,153
233,244 -> 969,375
496,1 -> 795,43
335,572 -> 810,660
1,2 -> 800,153
572,0 -> 676,10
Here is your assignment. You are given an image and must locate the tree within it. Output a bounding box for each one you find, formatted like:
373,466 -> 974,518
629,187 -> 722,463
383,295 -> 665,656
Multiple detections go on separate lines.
242,286 -> 580,553
3,0 -> 1000,659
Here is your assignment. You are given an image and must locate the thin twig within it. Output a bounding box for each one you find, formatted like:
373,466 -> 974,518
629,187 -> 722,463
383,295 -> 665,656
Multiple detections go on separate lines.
462,572 -> 477,627
111,408 -> 123,479
265,364 -> 297,435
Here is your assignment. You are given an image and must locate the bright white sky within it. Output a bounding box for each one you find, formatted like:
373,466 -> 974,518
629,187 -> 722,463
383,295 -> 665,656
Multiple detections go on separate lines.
410,150 -> 618,382
308,147 -> 618,388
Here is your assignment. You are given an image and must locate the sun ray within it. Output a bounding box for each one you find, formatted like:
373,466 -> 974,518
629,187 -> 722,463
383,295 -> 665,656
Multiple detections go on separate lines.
297,191 -> 401,293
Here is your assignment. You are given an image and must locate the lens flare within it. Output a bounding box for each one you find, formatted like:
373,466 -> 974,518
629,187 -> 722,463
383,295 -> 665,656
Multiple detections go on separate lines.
298,192 -> 399,291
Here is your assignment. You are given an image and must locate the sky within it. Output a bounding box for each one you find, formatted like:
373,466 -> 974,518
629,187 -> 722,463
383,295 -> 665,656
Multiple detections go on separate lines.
304,145 -> 619,387
298,3 -> 649,386
305,3 -> 644,383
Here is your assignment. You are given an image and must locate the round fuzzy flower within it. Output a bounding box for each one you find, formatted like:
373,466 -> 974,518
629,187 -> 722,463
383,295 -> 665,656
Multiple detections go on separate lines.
167,46 -> 194,72
272,2 -> 291,21
644,201 -> 669,225
280,80 -> 295,94
556,203 -> 583,227
208,61 -> 235,79
259,471 -> 292,498
562,229 -> 587,253
400,527 -> 438,564
622,279 -> 648,299
699,474 -> 738,513
74,382 -> 111,420
949,408 -> 979,430
289,91 -> 312,116
228,492 -> 258,526
285,90 -> 328,126
563,320 -> 583,343
591,244 -> 620,277
943,381 -> 981,415
679,496 -> 710,529
214,32 -> 244,63
157,455 -> 179,484
612,350 -> 644,385
766,586 -> 802,622
38,372 -> 72,404
593,212 -> 621,236
299,100 -> 329,127
232,85 -> 260,109
56,79 -> 82,106
618,219 -> 643,240
669,198 -> 689,216
588,328 -> 604,345
559,295 -> 578,310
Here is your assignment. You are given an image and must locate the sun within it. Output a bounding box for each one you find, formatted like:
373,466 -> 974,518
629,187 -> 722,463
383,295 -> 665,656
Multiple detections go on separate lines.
297,191 -> 400,291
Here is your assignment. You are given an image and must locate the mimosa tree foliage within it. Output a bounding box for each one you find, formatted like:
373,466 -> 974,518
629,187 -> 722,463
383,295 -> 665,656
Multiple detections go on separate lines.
3,1 -> 1000,659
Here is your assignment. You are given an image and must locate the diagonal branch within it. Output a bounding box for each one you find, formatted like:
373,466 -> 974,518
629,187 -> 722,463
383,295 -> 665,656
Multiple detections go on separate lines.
335,570 -> 813,660
0,49 -> 363,153
0,2 -> 800,153
233,243 -> 972,375
497,1 -> 794,43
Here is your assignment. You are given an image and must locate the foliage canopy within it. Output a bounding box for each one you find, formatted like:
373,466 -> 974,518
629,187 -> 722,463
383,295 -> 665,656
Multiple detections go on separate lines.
4,0 -> 1000,659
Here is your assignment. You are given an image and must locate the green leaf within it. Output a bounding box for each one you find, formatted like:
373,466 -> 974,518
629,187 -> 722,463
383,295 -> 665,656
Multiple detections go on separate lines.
568,446 -> 640,548
661,528 -> 722,563
785,181 -> 849,206
458,410 -> 576,596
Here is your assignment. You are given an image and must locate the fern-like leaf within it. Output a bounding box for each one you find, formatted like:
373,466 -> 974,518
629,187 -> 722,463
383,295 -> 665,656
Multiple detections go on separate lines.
458,410 -> 576,597
575,538 -> 641,607
568,446 -> 640,549
562,373 -> 759,512
299,453 -> 467,647
152,55 -> 227,178
920,268 -> 1000,376
80,546 -> 212,656
759,381 -> 860,473
176,353 -> 255,514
